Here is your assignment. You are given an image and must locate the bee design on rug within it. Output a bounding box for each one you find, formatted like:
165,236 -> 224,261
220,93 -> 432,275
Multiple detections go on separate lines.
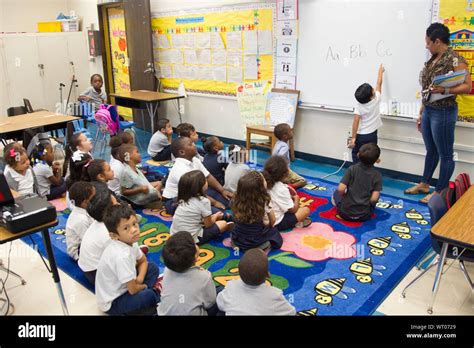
314,278 -> 355,305
297,308 -> 318,316
367,236 -> 401,256
349,258 -> 386,283
391,222 -> 421,240
376,200 -> 403,209
304,183 -> 327,191
405,208 -> 429,225
54,229 -> 65,235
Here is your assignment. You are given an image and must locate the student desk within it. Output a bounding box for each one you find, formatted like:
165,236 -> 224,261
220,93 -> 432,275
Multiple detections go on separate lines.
0,111 -> 79,140
0,190 -> 69,315
110,90 -> 184,133
429,185 -> 474,314
0,111 -> 79,147
246,125 -> 295,161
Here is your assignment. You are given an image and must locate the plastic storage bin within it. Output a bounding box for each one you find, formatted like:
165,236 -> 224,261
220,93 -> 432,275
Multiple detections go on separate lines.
37,22 -> 62,32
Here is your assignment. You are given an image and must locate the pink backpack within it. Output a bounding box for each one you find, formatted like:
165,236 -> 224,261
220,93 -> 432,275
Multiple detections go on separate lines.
94,105 -> 119,135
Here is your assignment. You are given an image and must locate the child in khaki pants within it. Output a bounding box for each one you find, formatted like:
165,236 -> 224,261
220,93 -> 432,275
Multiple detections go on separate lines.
272,123 -> 306,189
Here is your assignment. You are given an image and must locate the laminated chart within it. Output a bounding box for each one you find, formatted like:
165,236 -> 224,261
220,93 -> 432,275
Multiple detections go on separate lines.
151,3 -> 276,97
436,0 -> 474,121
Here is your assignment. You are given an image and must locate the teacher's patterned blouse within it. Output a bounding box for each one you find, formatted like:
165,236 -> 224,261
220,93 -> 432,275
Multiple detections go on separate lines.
420,48 -> 467,108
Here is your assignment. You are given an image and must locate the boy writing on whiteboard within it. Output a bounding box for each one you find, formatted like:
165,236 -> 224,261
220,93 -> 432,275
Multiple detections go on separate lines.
272,123 -> 306,189
349,64 -> 385,163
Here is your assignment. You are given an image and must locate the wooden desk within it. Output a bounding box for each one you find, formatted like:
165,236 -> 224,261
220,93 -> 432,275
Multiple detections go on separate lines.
0,111 -> 79,134
0,191 -> 69,315
426,185 -> 474,314
246,125 -> 295,161
110,90 -> 184,133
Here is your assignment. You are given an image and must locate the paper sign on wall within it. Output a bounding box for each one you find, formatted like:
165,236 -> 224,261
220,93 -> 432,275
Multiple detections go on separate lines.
276,20 -> 298,38
277,0 -> 298,21
276,57 -> 296,76
275,75 -> 296,89
277,38 -> 297,58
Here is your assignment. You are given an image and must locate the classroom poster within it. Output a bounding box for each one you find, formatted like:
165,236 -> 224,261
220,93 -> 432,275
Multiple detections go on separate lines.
437,0 -> 474,122
236,81 -> 272,140
108,7 -> 132,119
151,4 -> 276,97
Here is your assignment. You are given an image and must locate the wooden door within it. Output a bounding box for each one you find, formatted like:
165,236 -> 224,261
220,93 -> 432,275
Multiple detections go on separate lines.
99,0 -> 155,128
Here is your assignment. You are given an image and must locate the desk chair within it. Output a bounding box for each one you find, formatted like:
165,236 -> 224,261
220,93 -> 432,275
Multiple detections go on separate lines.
402,193 -> 474,311
23,99 -> 64,143
2,106 -> 29,146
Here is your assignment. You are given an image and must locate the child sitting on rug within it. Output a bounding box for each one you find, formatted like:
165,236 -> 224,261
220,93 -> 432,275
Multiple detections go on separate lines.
272,123 -> 306,189
83,159 -> 115,186
230,171 -> 281,252
118,143 -> 162,207
96,204 -> 160,316
162,137 -> 233,215
224,144 -> 250,194
31,141 -> 66,200
264,155 -> 312,231
3,143 -> 37,196
202,136 -> 227,185
108,135 -> 126,196
148,118 -> 173,162
170,170 -> 233,245
64,132 -> 94,177
66,181 -> 95,261
216,248 -> 296,315
78,183 -> 118,286
332,143 -> 382,222
158,231 -> 219,316
176,122 -> 205,159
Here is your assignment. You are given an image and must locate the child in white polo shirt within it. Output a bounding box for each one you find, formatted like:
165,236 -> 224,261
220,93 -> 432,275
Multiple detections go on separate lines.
96,204 -> 160,316
158,231 -> 217,316
65,181 -> 95,261
162,137 -> 234,215
78,183 -> 118,286
216,248 -> 296,315
349,64 -> 384,164
3,143 -> 37,196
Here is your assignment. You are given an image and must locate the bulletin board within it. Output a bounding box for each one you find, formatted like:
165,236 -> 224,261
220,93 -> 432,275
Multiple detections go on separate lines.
107,7 -> 132,119
151,3 -> 276,97
435,0 -> 474,122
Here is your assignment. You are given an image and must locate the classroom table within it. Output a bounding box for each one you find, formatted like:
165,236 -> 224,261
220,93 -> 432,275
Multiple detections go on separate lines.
110,90 -> 184,133
429,185 -> 474,314
0,190 -> 69,315
0,111 -> 79,140
246,125 -> 295,161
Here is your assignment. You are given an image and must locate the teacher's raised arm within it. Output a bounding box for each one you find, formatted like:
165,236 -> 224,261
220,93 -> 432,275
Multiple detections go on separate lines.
406,23 -> 472,203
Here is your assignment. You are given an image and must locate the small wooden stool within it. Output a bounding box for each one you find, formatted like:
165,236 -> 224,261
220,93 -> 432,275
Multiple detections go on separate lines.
245,125 -> 295,161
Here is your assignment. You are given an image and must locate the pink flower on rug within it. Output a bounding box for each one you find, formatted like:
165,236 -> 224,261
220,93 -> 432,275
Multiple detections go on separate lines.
50,197 -> 67,212
281,222 -> 357,261
142,208 -> 173,222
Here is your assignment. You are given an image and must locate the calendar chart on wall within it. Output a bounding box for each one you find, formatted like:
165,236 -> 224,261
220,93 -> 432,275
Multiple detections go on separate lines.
151,3 -> 276,97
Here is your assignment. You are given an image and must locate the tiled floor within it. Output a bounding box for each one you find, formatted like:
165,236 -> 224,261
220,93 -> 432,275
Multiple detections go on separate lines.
1,126 -> 472,315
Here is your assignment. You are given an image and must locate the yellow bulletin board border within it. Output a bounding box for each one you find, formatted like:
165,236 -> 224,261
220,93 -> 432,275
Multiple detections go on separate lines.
151,3 -> 276,98
433,0 -> 474,122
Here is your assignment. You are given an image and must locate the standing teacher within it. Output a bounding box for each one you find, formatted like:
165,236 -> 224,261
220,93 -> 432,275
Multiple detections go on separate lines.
405,23 -> 472,203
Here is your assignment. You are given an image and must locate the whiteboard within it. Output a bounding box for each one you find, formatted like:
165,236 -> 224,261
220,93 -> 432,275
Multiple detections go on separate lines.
296,0 -> 434,116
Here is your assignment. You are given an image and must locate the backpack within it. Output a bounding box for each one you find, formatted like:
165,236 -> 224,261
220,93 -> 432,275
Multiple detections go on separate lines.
94,104 -> 120,135
439,173 -> 471,209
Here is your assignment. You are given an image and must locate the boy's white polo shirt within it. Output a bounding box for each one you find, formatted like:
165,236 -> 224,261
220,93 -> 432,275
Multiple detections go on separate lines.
162,157 -> 210,199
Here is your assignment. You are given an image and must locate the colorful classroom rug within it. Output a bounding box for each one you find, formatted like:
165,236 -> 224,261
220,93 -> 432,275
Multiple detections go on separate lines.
23,161 -> 432,316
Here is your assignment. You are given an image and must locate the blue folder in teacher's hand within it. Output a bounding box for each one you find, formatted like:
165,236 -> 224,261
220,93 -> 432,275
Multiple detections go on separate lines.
429,70 -> 467,102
